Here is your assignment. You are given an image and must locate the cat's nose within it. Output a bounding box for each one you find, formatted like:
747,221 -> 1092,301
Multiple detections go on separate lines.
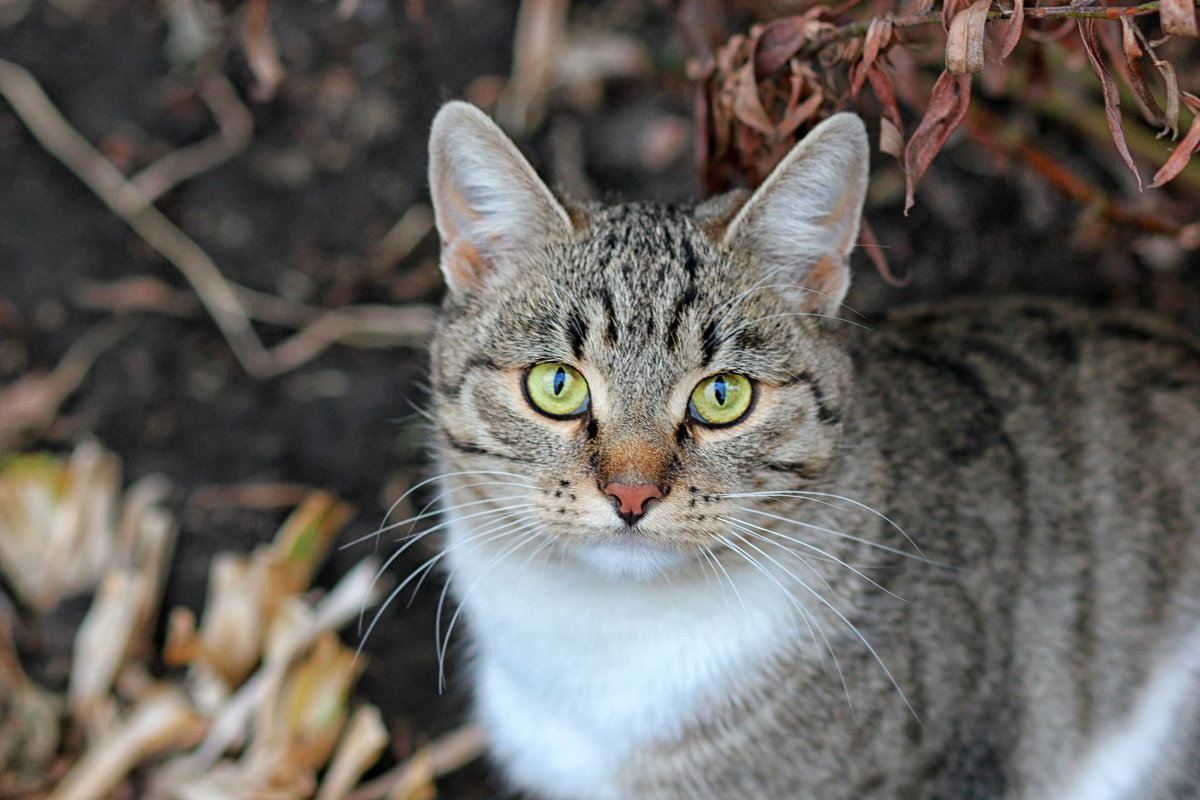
603,480 -> 663,525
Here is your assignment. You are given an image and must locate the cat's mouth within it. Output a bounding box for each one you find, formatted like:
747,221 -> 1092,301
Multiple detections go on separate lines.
570,531 -> 694,580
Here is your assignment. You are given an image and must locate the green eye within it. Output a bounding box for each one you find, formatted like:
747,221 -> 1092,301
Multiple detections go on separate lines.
689,373 -> 753,426
525,363 -> 590,418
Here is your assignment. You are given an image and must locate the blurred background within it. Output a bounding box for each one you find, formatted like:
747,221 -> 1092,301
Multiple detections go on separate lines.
0,0 -> 1198,797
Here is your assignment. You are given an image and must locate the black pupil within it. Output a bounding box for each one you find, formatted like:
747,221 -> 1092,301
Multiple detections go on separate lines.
713,376 -> 727,405
553,367 -> 566,395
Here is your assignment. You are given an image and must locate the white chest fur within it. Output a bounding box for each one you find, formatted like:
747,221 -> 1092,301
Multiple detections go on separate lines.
443,517 -> 801,800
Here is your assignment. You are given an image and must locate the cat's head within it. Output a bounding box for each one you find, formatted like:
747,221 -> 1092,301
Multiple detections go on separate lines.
427,101 -> 868,580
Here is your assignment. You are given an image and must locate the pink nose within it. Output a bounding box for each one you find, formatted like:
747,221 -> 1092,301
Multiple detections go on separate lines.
603,481 -> 663,524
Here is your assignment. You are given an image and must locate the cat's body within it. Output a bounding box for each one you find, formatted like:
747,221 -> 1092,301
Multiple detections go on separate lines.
423,102 -> 1200,799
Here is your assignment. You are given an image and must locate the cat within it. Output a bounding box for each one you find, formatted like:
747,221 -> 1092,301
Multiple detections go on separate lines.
421,100 -> 1200,800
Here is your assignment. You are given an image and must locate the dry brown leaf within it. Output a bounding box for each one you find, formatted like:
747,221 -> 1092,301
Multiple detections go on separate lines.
903,71 -> 973,212
1150,93 -> 1200,187
778,86 -> 823,137
1119,17 -> 1165,128
731,61 -> 776,136
1133,23 -> 1181,137
868,65 -> 906,165
851,17 -> 893,97
942,0 -> 963,31
48,689 -> 207,800
1161,0 -> 1199,38
1079,20 -> 1143,190
946,0 -> 991,74
880,116 -> 905,161
315,705 -> 388,800
999,0 -> 1024,59
752,13 -> 827,77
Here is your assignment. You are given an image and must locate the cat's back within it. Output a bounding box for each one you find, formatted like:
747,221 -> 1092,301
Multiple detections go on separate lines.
848,297 -> 1200,800
854,296 -> 1200,488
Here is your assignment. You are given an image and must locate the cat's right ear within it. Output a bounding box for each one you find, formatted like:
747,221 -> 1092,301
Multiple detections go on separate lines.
722,113 -> 869,316
428,101 -> 572,296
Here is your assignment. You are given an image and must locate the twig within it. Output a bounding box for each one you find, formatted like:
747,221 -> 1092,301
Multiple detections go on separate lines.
0,58 -> 438,378
130,71 -> 253,203
258,304 -> 437,374
0,58 -> 273,377
367,204 -> 435,278
0,318 -> 131,453
343,724 -> 487,800
803,0 -> 1191,53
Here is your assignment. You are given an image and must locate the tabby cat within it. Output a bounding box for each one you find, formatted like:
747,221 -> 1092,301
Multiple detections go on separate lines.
420,100 -> 1200,799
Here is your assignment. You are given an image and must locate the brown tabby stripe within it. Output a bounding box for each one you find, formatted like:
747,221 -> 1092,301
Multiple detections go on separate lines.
440,429 -> 528,463
784,370 -> 841,425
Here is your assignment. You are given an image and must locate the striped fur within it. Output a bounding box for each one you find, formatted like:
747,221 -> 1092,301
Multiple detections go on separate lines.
423,102 -> 1200,799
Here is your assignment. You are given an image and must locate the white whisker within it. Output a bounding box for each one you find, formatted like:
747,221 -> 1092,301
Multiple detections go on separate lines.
724,516 -> 907,603
722,489 -> 927,562
358,506 -> 535,644
714,533 -> 848,710
437,527 -> 546,689
343,469 -> 536,550
724,532 -> 917,720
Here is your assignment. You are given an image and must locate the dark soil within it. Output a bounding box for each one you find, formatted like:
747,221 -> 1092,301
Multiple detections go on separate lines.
1,1 -> 1197,797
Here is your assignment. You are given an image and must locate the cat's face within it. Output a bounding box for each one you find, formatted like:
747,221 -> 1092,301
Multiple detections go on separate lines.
427,103 -> 868,579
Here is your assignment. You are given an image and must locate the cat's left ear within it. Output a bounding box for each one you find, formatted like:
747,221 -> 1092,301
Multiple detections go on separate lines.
428,101 -> 573,295
723,113 -> 869,316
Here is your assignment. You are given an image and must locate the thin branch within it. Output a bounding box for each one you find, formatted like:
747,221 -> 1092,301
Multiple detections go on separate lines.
0,58 -> 273,377
0,58 -> 436,378
343,724 -> 487,800
804,0 -> 1189,53
130,71 -> 253,203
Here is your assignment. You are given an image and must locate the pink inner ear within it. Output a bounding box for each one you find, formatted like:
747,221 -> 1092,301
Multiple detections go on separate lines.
801,255 -> 850,312
443,238 -> 491,293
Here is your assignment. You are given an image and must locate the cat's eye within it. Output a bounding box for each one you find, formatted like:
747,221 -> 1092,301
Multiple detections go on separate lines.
689,373 -> 754,427
525,363 -> 590,418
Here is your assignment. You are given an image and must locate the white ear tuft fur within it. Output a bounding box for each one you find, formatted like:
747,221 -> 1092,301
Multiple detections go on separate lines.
428,101 -> 572,295
723,113 -> 870,316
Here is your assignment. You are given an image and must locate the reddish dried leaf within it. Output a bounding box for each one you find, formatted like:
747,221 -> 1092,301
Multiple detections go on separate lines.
867,64 -> 905,165
903,71 -> 974,212
1133,23 -> 1181,136
1117,17 -> 1164,128
1099,16 -> 1161,128
880,117 -> 905,162
779,89 -> 823,137
868,64 -> 903,130
1161,0 -> 1199,38
851,18 -> 893,97
947,0 -> 991,74
1158,58 -> 1181,137
1149,100 -> 1200,187
942,0 -> 964,31
731,62 -> 775,135
1079,20 -> 1143,190
999,0 -> 1025,60
753,14 -> 826,77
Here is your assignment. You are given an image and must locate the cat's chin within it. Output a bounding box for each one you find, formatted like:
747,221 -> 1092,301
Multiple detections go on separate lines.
570,533 -> 694,581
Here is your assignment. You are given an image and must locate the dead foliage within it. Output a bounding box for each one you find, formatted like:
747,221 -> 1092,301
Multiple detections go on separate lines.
690,0 -> 1200,229
0,444 -> 485,800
